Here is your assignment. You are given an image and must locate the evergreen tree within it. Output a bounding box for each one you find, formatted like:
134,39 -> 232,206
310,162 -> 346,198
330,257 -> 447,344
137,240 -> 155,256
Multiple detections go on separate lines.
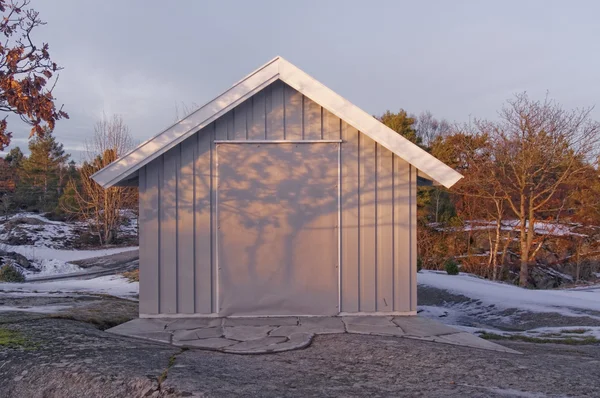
17,130 -> 70,211
4,147 -> 24,168
377,109 -> 422,145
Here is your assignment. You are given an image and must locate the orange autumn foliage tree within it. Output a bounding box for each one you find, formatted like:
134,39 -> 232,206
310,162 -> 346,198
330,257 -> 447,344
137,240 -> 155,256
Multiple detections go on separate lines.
0,0 -> 67,149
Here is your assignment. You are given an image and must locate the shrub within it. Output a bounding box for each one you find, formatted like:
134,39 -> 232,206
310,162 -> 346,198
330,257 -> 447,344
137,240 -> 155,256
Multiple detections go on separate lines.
444,259 -> 459,275
0,263 -> 25,282
417,257 -> 423,272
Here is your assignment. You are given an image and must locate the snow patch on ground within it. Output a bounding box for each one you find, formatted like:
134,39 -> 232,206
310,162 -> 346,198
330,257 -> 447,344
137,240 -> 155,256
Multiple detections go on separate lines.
1,244 -> 138,279
418,270 -> 600,317
0,275 -> 139,299
418,305 -> 467,325
0,305 -> 75,313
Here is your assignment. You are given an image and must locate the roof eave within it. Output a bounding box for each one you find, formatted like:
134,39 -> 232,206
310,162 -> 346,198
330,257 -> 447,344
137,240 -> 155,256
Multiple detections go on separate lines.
277,57 -> 463,189
91,57 -> 281,188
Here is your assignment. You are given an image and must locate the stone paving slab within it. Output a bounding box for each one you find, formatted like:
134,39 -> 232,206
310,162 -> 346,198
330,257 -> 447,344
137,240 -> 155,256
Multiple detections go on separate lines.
342,316 -> 394,326
109,318 -> 170,335
270,317 -> 346,337
265,332 -> 314,353
174,337 -> 238,349
224,325 -> 274,341
223,317 -> 298,327
223,336 -> 288,353
392,316 -> 459,336
299,317 -> 345,332
344,323 -> 405,337
435,332 -> 521,354
107,316 -> 520,355
128,331 -> 172,344
173,327 -> 223,341
166,318 -> 222,330
401,333 -> 520,354
269,325 -> 307,337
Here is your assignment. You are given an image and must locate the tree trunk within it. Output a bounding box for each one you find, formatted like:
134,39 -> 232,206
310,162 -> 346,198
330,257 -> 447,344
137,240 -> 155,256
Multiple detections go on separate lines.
519,195 -> 529,286
492,218 -> 501,281
499,231 -> 511,280
435,189 -> 440,223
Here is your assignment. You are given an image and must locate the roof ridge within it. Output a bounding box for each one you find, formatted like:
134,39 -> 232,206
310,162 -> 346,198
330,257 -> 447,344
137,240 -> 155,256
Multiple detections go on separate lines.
92,57 -> 462,189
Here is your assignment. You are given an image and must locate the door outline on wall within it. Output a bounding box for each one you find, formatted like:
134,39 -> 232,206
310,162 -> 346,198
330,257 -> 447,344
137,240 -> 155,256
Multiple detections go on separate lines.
214,140 -> 342,316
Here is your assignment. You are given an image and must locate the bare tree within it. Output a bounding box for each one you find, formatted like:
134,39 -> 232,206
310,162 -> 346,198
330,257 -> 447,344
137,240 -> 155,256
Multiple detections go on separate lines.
62,115 -> 136,245
174,101 -> 199,122
476,93 -> 600,286
438,131 -> 511,280
412,111 -> 451,147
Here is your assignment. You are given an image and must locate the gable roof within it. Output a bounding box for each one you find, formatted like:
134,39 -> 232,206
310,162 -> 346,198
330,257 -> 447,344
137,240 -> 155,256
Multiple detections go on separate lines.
92,56 -> 463,189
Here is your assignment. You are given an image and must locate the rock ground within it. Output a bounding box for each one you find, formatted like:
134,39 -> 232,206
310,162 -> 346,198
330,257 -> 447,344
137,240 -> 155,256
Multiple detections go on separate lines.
419,285 -> 600,330
1,314 -> 599,397
1,285 -> 600,396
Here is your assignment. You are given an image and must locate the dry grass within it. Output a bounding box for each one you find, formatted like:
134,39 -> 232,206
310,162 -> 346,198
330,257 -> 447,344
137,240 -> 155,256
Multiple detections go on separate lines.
479,332 -> 599,345
121,269 -> 139,282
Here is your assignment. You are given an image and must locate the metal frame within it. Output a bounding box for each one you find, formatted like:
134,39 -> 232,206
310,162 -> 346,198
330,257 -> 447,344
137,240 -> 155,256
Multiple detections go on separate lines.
337,142 -> 342,313
215,144 -> 220,313
214,140 -> 342,316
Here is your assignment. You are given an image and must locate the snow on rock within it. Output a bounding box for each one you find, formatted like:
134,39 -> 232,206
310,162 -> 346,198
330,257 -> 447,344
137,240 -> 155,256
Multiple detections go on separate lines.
0,213 -> 78,248
0,275 -> 139,299
418,270 -> 600,316
2,244 -> 139,263
0,212 -> 139,277
5,213 -> 64,225
433,219 -> 587,237
0,212 -> 138,249
33,259 -> 82,277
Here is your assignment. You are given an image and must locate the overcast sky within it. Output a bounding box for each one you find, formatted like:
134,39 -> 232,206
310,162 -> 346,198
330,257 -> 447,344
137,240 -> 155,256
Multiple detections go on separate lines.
4,0 -> 600,160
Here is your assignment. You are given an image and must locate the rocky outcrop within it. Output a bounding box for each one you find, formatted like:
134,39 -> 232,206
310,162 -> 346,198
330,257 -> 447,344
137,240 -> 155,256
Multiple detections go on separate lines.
0,250 -> 32,270
529,266 -> 573,289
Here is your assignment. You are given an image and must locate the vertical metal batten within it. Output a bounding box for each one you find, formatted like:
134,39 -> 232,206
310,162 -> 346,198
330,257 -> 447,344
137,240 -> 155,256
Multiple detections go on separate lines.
214,145 -> 220,314
192,136 -> 197,313
337,141 -> 342,313
157,157 -> 162,313
175,145 -> 179,312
